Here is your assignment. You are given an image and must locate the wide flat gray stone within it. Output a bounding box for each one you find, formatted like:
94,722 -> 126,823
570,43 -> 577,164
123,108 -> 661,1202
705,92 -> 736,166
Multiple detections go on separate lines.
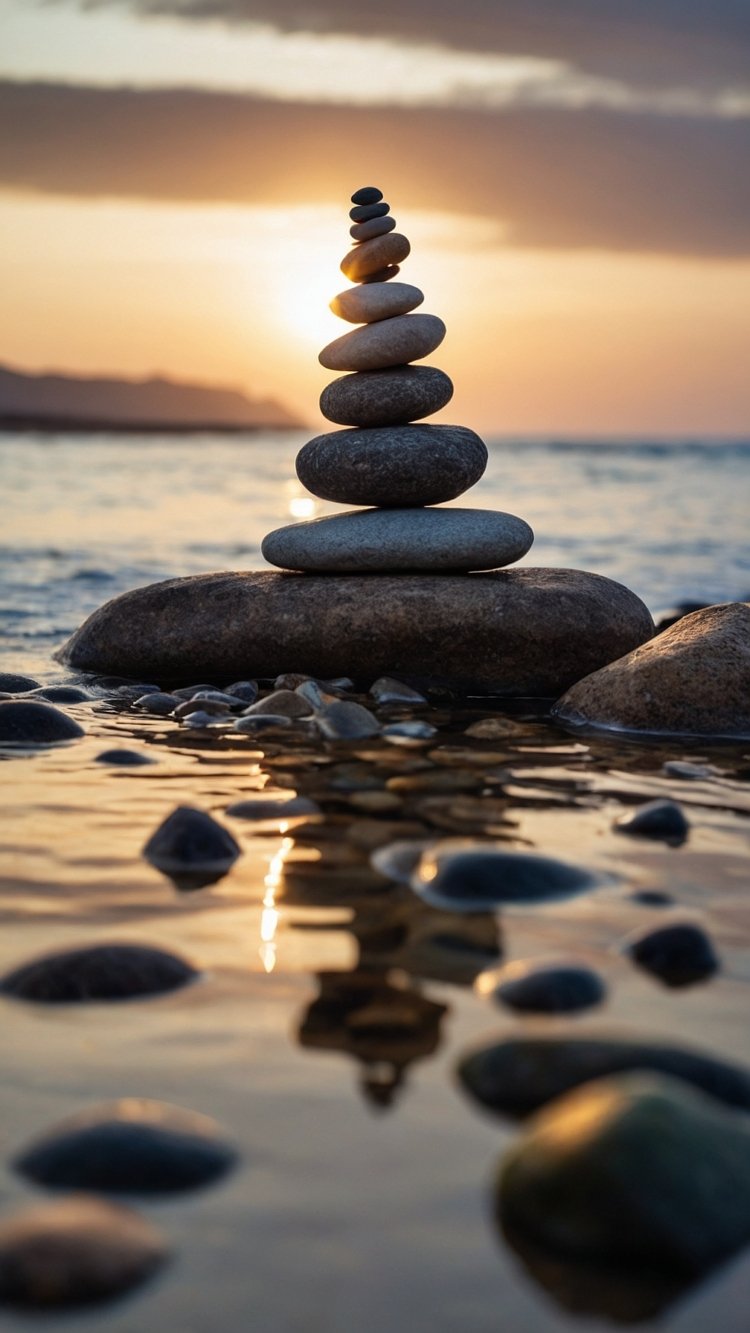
330,282 -> 424,324
319,313 -> 446,372
58,569 -> 654,696
320,367 -> 453,427
296,423 -> 487,506
261,507 -> 534,572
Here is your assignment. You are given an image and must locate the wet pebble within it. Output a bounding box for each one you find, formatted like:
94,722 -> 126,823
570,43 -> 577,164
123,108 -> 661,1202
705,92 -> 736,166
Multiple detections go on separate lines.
171,683 -> 218,700
497,1073 -> 750,1275
243,689 -> 313,718
382,720 -> 437,745
224,679 -> 259,703
478,958 -> 606,1013
412,846 -> 598,910
0,943 -> 198,1003
0,701 -> 84,745
625,921 -> 719,987
143,806 -> 241,882
630,888 -> 674,907
662,760 -> 720,780
183,689 -> 245,708
29,685 -> 91,703
132,692 -> 178,716
95,748 -> 156,766
180,710 -> 231,730
175,698 -> 232,719
616,799 -> 689,844
0,672 -> 40,692
233,714 -> 294,734
370,676 -> 428,705
464,717 -> 524,740
15,1099 -> 236,1194
457,1034 -> 750,1117
0,1196 -> 168,1309
226,795 -> 321,821
317,700 -> 380,740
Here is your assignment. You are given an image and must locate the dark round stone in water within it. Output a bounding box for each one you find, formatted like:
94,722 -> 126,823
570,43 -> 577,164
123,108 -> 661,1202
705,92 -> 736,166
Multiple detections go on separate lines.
0,673 -> 39,692
349,201 -> 390,222
15,1102 -> 236,1194
142,805 -> 241,883
493,962 -> 606,1014
30,686 -> 91,703
95,748 -> 155,766
351,186 -> 383,205
0,701 -> 84,744
0,943 -> 198,1003
417,849 -> 597,908
616,799 -> 689,844
630,889 -> 674,907
627,922 -> 719,987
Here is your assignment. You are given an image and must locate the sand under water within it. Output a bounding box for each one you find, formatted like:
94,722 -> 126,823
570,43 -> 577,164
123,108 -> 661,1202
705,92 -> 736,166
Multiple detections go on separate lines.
0,432 -> 749,1331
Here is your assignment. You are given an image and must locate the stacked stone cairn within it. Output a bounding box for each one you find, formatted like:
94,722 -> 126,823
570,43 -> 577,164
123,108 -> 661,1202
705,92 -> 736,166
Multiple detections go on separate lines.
262,186 -> 534,574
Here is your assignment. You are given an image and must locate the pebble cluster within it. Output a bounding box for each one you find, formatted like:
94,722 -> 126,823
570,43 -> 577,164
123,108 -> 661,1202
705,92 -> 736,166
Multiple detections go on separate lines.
262,187 -> 534,574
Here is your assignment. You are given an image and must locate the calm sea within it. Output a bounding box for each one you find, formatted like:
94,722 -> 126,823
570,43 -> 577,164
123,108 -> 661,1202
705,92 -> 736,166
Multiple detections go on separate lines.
1,432 -> 748,676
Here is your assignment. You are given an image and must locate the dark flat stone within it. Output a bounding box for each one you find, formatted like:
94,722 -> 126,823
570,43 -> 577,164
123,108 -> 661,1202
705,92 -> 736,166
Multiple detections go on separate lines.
483,959 -> 606,1013
457,1035 -> 750,1117
350,186 -> 383,205
0,673 -> 39,692
0,700 -> 84,745
615,799 -> 689,844
349,201 -> 389,222
29,686 -> 90,703
413,847 -> 598,910
0,1198 -> 168,1309
58,569 -> 655,696
625,922 -> 719,986
0,943 -> 198,1003
350,215 -> 396,242
320,366 -> 453,427
15,1100 -> 236,1194
296,423 -> 487,506
95,748 -> 156,766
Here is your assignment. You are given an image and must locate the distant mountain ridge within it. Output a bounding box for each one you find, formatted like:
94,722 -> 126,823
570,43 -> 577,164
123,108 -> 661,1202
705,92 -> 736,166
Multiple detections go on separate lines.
0,363 -> 304,431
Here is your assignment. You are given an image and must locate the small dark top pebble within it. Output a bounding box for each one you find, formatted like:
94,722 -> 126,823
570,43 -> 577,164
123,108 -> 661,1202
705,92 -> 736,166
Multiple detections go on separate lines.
485,960 -> 607,1014
15,1100 -> 236,1194
143,805 -> 241,883
0,943 -> 198,1003
0,700 -> 84,745
95,748 -> 156,766
616,800 -> 689,844
0,673 -> 40,692
0,1197 -> 168,1309
349,201 -> 390,223
351,186 -> 383,205
626,922 -> 719,987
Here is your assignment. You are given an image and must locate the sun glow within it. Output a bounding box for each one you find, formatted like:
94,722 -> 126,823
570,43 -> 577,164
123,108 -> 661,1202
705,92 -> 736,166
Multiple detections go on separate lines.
259,834 -> 293,973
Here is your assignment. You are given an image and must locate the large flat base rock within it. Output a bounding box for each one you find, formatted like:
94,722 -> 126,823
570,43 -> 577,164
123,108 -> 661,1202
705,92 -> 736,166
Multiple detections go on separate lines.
57,569 -> 654,695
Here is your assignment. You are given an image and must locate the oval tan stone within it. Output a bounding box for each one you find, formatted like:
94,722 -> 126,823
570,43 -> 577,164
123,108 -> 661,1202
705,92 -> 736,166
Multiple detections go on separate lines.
330,282 -> 424,325
553,602 -> 750,738
340,233 -> 411,282
58,569 -> 654,697
319,314 -> 446,372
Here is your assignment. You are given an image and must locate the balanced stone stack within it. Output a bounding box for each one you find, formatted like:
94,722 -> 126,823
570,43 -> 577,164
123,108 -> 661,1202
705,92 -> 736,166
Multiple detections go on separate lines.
261,187 -> 534,574
59,188 -> 655,693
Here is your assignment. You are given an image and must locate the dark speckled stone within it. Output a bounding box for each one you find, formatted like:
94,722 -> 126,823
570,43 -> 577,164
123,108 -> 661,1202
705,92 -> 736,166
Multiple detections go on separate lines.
296,424 -> 487,506
57,569 -> 654,696
320,367 -> 453,427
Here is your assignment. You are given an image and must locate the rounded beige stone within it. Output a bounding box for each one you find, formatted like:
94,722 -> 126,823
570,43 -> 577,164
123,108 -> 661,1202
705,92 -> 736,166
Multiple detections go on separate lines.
340,233 -> 411,281
319,314 -> 446,372
330,282 -> 424,325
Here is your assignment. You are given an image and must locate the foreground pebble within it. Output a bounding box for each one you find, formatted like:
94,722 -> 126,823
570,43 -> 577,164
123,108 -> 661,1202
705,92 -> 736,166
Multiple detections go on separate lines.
15,1099 -> 236,1194
497,1073 -> 750,1275
0,700 -> 84,745
95,748 -> 155,766
615,799 -> 689,844
624,922 -> 719,987
457,1034 -> 750,1117
413,846 -> 598,911
295,424 -> 488,507
262,508 -> 533,574
0,1197 -> 168,1309
0,943 -> 198,1003
478,959 -> 606,1013
143,806 -> 241,884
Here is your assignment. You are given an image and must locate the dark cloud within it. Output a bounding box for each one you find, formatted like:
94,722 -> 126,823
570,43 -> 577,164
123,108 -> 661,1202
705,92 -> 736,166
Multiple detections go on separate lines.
2,80 -> 749,257
78,0 -> 750,88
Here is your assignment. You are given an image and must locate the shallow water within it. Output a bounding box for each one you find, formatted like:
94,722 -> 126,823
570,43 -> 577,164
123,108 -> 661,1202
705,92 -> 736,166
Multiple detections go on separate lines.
0,433 -> 749,1331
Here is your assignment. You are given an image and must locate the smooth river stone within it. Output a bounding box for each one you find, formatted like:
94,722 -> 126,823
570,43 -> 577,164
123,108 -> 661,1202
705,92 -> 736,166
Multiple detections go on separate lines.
350,215 -> 396,242
320,367 -> 453,427
319,313 -> 445,372
351,186 -> 383,205
261,508 -> 534,573
296,424 -> 486,507
58,568 -> 654,696
330,281 -> 424,324
341,232 -> 411,282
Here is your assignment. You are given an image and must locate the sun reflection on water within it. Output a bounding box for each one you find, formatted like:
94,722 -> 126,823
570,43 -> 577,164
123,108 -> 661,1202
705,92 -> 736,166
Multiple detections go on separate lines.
259,832 -> 293,973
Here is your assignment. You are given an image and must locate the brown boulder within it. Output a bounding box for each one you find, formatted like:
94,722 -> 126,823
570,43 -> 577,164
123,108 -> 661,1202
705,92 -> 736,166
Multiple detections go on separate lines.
554,602 -> 750,737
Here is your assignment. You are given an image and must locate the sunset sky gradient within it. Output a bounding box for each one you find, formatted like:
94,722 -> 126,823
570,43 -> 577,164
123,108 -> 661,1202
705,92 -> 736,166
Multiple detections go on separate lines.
1,0 -> 748,433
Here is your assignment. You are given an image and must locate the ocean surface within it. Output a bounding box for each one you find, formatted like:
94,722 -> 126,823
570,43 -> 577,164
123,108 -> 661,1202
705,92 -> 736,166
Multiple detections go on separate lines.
1,431 -> 749,675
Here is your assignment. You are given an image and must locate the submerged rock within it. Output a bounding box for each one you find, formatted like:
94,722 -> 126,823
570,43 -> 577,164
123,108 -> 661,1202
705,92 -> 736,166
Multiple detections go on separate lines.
0,673 -> 39,692
142,806 -> 241,885
554,602 -> 750,737
57,569 -> 654,696
30,685 -> 91,703
0,701 -> 84,745
15,1100 -> 236,1194
457,1034 -> 750,1118
0,943 -> 198,1003
497,1073 -> 750,1275
0,1197 -> 167,1309
624,922 -> 719,987
226,795 -> 321,821
479,959 -> 606,1013
412,846 -> 598,911
615,799 -> 689,844
95,748 -> 155,766
317,700 -> 381,740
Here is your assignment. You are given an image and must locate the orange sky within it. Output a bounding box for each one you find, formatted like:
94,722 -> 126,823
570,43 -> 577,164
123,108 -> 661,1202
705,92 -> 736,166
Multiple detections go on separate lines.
1,0 -> 749,435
